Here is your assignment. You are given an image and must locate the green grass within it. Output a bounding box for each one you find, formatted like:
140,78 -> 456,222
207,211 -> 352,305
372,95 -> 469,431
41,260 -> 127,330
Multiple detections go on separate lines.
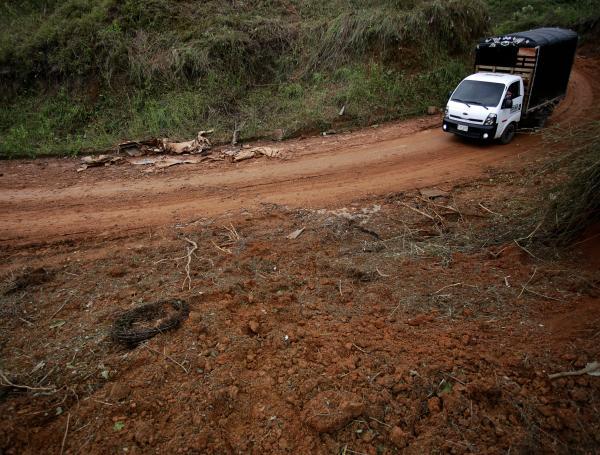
1,0 -> 597,158
0,0 -> 486,158
1,58 -> 468,157
486,0 -> 600,34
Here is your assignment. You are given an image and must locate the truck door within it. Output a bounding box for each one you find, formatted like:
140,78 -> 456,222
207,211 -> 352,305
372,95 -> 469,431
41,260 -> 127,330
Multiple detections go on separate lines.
498,81 -> 523,136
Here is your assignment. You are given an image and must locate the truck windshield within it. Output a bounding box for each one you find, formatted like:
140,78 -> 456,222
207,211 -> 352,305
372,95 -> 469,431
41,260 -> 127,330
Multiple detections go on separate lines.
451,80 -> 505,107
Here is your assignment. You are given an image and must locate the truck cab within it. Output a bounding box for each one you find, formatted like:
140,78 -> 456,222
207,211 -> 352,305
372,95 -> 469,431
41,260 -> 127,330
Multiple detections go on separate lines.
443,73 -> 524,144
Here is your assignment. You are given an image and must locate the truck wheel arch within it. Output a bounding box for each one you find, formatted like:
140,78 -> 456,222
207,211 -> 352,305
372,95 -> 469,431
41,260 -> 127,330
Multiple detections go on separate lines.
499,122 -> 517,145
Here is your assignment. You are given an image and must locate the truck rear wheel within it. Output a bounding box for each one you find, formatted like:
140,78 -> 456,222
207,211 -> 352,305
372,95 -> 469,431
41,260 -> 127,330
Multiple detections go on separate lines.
499,123 -> 516,145
534,105 -> 554,128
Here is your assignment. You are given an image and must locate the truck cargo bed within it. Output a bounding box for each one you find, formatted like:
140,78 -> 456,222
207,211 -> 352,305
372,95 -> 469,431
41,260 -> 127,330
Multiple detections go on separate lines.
474,28 -> 577,114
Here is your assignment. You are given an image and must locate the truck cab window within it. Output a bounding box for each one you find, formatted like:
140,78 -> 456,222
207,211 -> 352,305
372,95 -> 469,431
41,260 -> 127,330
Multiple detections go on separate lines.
451,80 -> 505,107
508,81 -> 520,98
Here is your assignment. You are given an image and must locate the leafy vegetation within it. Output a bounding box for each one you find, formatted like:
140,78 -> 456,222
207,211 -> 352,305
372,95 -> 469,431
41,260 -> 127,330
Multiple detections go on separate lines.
0,0 -> 597,157
486,0 -> 600,35
0,0 -> 488,157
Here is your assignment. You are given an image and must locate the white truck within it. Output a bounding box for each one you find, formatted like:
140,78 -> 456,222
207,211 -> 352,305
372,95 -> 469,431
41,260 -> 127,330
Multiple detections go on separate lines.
442,27 -> 578,144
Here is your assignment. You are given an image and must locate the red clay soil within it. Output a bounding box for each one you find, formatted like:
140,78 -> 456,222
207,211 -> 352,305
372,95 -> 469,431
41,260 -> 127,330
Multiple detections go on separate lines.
0,57 -> 599,454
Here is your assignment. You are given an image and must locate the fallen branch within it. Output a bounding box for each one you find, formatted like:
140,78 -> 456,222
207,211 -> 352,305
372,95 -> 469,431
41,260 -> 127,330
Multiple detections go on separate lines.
182,238 -> 198,290
60,413 -> 71,455
514,239 -> 541,261
49,294 -> 74,320
352,343 -> 368,354
286,228 -> 305,240
517,266 -> 537,300
399,202 -> 435,221
444,373 -> 466,385
142,343 -> 189,374
211,240 -> 232,255
548,361 -> 600,379
369,416 -> 391,428
571,231 -> 600,246
522,287 -> 565,302
434,282 -> 462,294
375,267 -> 390,278
388,301 -> 403,318
427,204 -> 447,228
516,220 -> 543,243
489,245 -> 511,259
224,223 -> 240,242
416,196 -> 460,213
37,366 -> 55,387
478,202 -> 503,217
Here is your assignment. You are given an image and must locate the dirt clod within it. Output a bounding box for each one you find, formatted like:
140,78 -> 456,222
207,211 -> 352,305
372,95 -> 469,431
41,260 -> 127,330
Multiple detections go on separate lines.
248,320 -> 260,334
303,391 -> 364,433
389,426 -> 409,448
427,396 -> 442,414
110,383 -> 131,401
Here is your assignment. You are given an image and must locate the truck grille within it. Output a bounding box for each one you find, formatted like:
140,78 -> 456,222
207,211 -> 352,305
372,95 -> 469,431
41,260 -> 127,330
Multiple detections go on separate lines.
450,115 -> 483,123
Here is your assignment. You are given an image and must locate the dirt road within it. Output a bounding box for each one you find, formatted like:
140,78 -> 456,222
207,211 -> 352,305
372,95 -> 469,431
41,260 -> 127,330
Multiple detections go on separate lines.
0,58 -> 595,245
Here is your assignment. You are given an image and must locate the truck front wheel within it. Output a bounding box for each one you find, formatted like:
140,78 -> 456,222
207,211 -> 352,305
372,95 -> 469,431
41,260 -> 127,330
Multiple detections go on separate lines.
499,123 -> 516,145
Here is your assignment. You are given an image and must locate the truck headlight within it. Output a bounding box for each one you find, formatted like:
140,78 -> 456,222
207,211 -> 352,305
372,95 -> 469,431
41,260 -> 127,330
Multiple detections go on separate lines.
444,106 -> 449,117
484,113 -> 497,125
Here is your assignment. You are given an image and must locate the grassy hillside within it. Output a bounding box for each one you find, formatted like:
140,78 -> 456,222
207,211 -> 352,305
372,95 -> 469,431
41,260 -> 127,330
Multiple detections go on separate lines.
0,0 -> 597,158
486,0 -> 600,35
0,0 -> 487,157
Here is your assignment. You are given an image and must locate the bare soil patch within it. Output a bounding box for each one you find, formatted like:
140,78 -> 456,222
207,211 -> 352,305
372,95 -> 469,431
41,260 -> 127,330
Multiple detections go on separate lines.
1,163 -> 599,453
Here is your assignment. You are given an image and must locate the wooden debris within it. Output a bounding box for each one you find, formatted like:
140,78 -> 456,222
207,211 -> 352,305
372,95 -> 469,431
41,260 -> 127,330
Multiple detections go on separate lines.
549,361 -> 600,379
286,228 -> 305,240
419,188 -> 448,199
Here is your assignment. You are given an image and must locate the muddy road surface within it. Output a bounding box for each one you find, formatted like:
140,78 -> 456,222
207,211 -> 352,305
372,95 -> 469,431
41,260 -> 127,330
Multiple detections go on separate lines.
0,58 -> 596,246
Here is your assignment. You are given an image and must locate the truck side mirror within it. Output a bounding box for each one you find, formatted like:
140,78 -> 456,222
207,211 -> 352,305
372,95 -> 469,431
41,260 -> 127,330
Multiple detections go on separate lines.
502,98 -> 513,109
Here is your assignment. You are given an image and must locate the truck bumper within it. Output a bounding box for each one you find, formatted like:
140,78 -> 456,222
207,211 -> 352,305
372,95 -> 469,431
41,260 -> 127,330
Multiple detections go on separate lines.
442,118 -> 497,140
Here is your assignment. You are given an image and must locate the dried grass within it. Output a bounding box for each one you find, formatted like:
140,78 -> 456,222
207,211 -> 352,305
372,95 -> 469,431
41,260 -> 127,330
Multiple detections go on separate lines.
534,121 -> 600,246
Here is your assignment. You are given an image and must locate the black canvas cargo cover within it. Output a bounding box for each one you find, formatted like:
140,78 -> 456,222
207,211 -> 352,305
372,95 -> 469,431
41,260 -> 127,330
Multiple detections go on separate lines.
475,27 -> 578,111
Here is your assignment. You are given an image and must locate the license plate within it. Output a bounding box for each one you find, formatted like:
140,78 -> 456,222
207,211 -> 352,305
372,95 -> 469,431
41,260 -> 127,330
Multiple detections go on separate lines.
457,124 -> 468,132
